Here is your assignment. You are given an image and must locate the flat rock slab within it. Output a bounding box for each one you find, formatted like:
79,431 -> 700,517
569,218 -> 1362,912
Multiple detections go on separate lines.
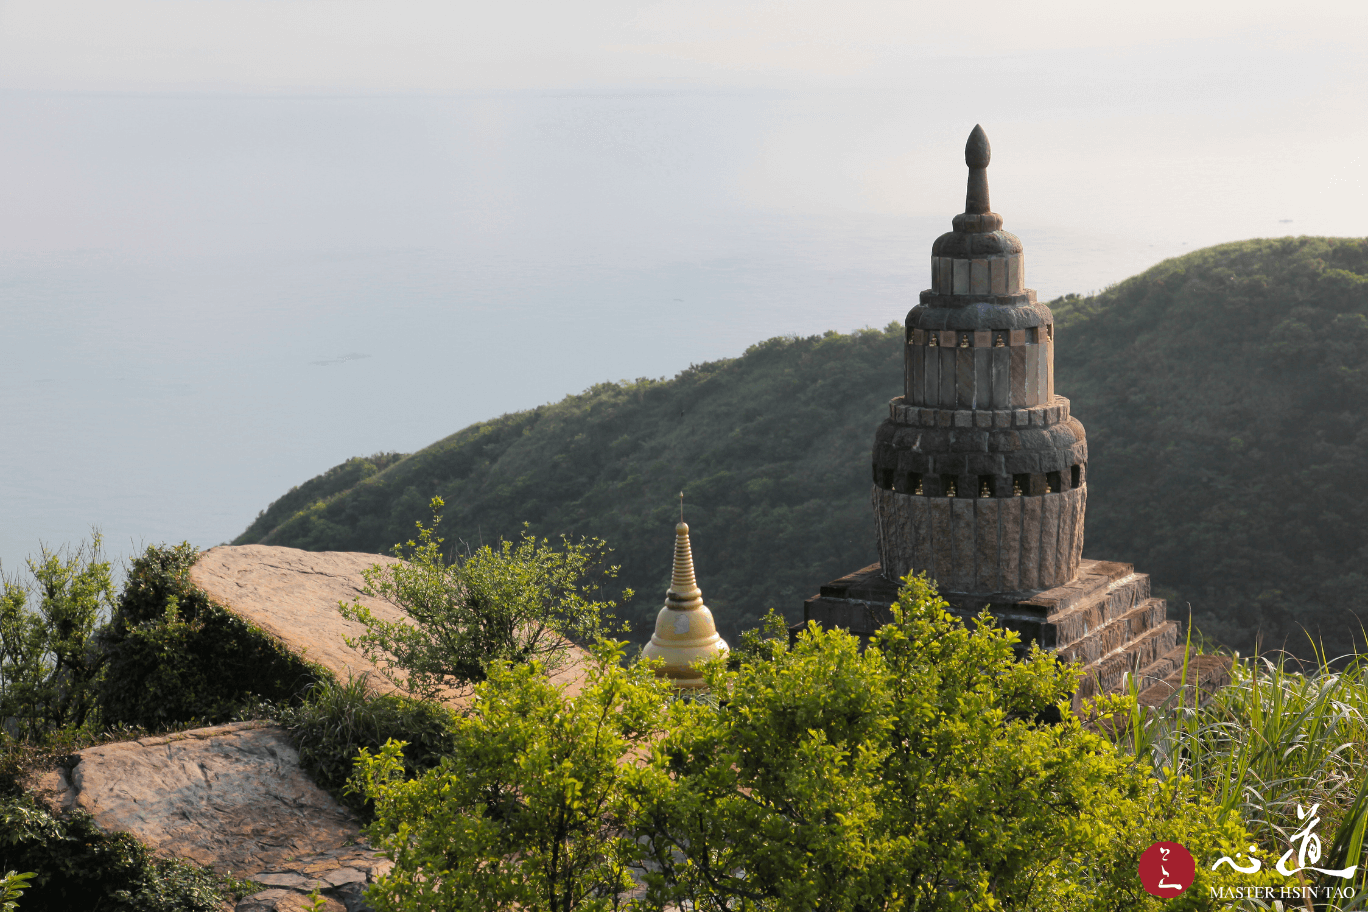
236,889 -> 347,912
191,545 -> 410,695
39,721 -> 369,874
190,544 -> 589,703
35,721 -> 391,910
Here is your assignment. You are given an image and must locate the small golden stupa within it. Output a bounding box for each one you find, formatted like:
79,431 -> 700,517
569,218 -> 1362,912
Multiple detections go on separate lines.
642,496 -> 728,688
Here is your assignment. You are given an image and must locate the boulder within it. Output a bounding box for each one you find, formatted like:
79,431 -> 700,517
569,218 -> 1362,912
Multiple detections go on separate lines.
190,546 -> 409,696
189,544 -> 589,702
34,721 -> 389,911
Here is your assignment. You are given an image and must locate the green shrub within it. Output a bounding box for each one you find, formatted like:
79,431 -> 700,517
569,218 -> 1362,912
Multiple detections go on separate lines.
349,578 -> 1265,911
1,870 -> 35,912
0,535 -> 115,739
0,794 -> 251,911
278,673 -> 459,819
353,640 -> 669,912
632,575 -> 1266,911
95,543 -> 328,729
339,499 -> 626,699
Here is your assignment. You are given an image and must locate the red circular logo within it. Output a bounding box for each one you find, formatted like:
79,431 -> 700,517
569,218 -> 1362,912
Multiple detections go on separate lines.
1138,842 -> 1195,897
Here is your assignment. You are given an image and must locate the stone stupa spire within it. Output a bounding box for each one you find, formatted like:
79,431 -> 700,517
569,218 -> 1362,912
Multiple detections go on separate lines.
642,494 -> 728,688
799,125 -> 1187,708
871,124 -> 1088,594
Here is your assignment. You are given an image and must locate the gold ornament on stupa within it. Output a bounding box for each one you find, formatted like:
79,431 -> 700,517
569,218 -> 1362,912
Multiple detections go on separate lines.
642,495 -> 728,688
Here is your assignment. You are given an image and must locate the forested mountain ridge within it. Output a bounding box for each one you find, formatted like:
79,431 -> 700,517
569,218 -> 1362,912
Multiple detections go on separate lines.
236,327 -> 903,643
238,237 -> 1368,655
1051,236 -> 1368,656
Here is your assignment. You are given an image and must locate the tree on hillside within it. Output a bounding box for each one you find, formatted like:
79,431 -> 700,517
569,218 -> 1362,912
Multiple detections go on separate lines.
339,498 -> 629,699
1051,237 -> 1368,656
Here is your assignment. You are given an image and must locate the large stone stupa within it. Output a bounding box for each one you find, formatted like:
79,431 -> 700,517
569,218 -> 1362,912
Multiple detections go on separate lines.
799,126 -> 1191,702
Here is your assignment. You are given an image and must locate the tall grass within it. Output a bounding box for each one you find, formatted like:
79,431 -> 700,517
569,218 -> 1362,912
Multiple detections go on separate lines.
1111,640 -> 1368,906
275,674 -> 460,819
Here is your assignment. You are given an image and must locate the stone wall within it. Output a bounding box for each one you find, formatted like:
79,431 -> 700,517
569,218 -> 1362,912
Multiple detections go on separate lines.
873,483 -> 1086,594
904,325 -> 1053,409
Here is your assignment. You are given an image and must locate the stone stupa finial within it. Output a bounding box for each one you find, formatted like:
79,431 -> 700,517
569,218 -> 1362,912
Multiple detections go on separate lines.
641,495 -> 728,688
950,124 -> 1003,234
965,124 -> 991,214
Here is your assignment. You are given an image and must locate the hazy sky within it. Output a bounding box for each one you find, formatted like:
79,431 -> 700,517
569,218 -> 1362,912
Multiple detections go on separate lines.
1,0 -> 1362,96
0,0 -> 1363,256
1,0 -> 1365,575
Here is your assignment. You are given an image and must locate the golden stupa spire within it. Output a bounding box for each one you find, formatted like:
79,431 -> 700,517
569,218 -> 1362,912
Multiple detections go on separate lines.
642,493 -> 728,688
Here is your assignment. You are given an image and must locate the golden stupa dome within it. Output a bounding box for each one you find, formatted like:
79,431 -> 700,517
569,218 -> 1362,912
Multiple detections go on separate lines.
642,514 -> 727,688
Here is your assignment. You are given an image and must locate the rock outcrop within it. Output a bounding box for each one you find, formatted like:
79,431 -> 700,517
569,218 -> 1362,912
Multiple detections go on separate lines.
190,544 -> 590,702
190,546 -> 409,695
35,721 -> 388,911
25,545 -> 594,910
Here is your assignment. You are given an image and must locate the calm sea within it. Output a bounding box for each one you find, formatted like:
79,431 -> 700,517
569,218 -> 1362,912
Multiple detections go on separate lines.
1,92 -> 1358,581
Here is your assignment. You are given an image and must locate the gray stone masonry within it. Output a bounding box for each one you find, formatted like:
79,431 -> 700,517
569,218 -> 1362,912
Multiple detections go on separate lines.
816,126 -> 1231,711
798,559 -> 1194,708
876,125 -> 1084,600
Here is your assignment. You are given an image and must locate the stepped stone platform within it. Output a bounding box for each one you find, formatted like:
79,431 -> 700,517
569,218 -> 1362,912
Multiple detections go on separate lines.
799,558 -> 1220,708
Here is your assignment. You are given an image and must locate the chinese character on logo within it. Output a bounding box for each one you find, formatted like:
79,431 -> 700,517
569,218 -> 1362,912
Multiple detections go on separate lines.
1211,803 -> 1358,880
1276,804 -> 1357,879
1211,846 -> 1261,874
1139,842 -> 1195,896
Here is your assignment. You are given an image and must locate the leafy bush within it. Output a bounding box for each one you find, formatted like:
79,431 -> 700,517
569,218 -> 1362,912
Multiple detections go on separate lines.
0,535 -> 115,739
353,640 -> 669,912
635,574 -> 1264,911
340,499 -> 626,699
277,673 -> 460,819
1,870 -> 35,912
0,794 -> 250,912
95,542 -> 328,729
350,576 -> 1269,911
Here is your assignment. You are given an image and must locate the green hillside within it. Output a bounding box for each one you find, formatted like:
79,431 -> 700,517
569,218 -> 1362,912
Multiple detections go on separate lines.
238,237 -> 1368,656
1051,236 -> 1368,657
236,328 -> 902,643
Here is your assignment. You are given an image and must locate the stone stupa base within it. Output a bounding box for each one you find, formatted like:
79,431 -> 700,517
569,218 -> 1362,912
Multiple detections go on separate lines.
796,558 -> 1222,708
